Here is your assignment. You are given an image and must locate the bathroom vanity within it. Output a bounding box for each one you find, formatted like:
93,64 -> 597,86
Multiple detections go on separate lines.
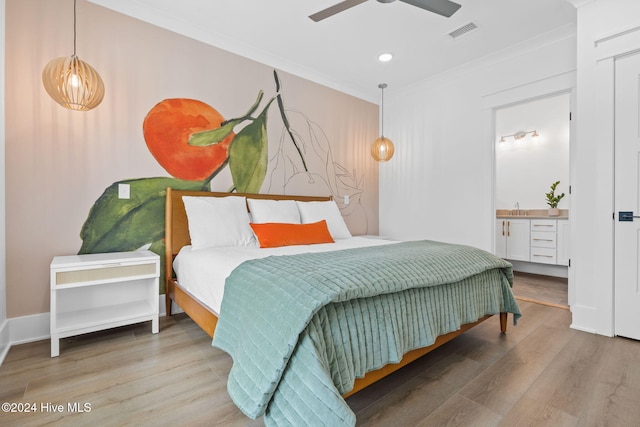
495,210 -> 569,267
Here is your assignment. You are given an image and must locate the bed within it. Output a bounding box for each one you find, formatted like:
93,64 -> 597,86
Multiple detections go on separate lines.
164,188 -> 521,426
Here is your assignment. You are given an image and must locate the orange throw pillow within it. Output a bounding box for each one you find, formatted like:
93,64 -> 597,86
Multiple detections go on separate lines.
250,220 -> 335,248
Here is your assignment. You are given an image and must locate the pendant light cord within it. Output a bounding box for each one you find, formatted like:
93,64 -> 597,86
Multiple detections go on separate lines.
379,83 -> 387,138
73,0 -> 77,57
381,86 -> 384,137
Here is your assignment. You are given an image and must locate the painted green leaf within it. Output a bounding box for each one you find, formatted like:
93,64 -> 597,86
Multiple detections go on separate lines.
80,176 -> 206,252
188,119 -> 241,147
188,90 -> 265,147
229,98 -> 274,193
79,177 -> 209,293
148,239 -> 168,294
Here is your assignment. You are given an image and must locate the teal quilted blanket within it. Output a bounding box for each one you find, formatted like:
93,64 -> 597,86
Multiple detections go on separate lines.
212,240 -> 520,426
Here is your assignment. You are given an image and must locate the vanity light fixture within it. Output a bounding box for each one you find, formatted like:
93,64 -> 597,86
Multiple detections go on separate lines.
499,130 -> 539,143
371,83 -> 395,162
42,0 -> 105,111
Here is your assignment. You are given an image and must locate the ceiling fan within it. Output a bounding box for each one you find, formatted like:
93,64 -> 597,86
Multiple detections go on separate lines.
309,0 -> 462,22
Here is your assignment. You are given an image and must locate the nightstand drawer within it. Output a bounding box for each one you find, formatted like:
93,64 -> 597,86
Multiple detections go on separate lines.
55,262 -> 158,287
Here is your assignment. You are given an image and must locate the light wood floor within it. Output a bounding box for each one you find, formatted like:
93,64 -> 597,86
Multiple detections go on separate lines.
2,301 -> 639,426
511,272 -> 568,308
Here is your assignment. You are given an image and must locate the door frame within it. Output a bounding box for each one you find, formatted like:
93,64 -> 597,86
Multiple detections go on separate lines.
481,71 -> 577,306
578,29 -> 640,337
613,50 -> 640,339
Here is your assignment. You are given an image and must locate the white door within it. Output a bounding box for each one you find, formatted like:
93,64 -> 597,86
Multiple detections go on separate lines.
614,52 -> 640,340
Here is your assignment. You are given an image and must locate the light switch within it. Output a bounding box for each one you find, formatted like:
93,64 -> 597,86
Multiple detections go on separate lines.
118,183 -> 130,199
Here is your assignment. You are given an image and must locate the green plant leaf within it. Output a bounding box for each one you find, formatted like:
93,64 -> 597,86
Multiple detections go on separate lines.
545,181 -> 565,208
188,90 -> 265,147
79,177 -> 206,253
79,177 -> 209,293
148,239 -> 168,294
229,98 -> 274,193
188,119 -> 242,147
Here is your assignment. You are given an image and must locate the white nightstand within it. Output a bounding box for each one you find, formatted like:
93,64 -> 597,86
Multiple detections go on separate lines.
50,250 -> 160,357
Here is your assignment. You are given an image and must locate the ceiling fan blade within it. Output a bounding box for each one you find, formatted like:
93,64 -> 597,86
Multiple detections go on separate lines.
309,0 -> 369,22
400,0 -> 461,18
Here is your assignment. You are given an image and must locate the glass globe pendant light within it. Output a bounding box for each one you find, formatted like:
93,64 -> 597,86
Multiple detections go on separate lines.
371,83 -> 395,162
42,0 -> 105,111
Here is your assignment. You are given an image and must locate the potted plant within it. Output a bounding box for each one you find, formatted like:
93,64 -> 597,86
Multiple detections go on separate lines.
545,180 -> 565,216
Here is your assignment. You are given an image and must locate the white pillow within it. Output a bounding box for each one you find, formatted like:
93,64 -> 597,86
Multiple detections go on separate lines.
247,198 -> 301,224
182,196 -> 255,249
296,200 -> 352,239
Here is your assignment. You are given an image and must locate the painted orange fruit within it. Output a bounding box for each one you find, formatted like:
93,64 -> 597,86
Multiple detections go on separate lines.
143,99 -> 234,181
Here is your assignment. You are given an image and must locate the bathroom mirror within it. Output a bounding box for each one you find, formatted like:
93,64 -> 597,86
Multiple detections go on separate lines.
495,93 -> 570,211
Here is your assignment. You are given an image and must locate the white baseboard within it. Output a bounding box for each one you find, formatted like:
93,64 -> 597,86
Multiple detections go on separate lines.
9,312 -> 50,345
0,319 -> 10,366
160,294 -> 184,315
569,323 -> 597,334
510,260 -> 569,278
0,294 -> 183,367
569,303 -> 612,336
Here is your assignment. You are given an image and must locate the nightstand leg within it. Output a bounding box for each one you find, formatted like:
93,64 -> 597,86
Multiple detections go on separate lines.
51,335 -> 60,357
152,317 -> 159,334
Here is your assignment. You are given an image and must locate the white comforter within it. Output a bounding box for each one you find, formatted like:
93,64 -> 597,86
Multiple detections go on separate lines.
173,236 -> 396,314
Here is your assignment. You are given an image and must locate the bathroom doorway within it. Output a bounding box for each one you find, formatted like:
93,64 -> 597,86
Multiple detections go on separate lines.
494,92 -> 571,308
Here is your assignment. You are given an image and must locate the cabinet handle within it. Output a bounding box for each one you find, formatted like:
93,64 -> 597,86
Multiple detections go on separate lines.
502,220 -> 505,236
507,221 -> 510,237
533,254 -> 554,258
533,224 -> 554,227
532,238 -> 554,242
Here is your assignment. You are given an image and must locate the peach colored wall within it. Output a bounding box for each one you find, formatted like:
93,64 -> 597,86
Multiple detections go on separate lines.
5,0 -> 378,318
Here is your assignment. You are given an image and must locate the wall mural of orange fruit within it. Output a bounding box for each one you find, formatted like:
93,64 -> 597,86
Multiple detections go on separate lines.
143,98 -> 234,181
77,70 -> 365,293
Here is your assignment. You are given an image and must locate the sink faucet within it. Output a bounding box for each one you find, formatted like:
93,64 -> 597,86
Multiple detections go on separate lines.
515,202 -> 520,216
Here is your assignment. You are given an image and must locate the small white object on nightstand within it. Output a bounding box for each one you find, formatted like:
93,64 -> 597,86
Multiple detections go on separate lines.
50,250 -> 160,357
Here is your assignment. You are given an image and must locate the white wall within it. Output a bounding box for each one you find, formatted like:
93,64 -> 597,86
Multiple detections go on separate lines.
0,0 -> 9,364
496,93 -> 571,210
568,0 -> 640,335
381,0 -> 640,337
379,26 -> 577,252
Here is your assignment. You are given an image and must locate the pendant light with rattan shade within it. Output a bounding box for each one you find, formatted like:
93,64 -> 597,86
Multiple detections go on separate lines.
371,83 -> 395,162
42,0 -> 104,111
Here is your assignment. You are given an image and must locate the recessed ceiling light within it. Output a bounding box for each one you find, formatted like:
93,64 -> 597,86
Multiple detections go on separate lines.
378,52 -> 393,62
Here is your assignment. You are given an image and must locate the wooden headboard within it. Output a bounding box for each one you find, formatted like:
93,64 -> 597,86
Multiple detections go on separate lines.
164,188 -> 332,287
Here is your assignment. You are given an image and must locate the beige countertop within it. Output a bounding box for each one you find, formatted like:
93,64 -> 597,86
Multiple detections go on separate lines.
496,209 -> 569,219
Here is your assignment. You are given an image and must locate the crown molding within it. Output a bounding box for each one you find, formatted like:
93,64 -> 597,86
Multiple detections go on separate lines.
566,0 -> 596,8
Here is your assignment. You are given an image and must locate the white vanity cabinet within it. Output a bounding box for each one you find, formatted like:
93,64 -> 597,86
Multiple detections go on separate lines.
530,219 -> 557,264
496,217 -> 570,267
50,250 -> 160,357
495,218 -> 530,261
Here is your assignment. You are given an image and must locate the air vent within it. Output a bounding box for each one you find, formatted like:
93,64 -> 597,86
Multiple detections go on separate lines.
448,22 -> 478,39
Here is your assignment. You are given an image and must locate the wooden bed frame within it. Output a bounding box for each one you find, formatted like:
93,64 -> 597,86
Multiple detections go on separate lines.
164,188 -> 508,397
